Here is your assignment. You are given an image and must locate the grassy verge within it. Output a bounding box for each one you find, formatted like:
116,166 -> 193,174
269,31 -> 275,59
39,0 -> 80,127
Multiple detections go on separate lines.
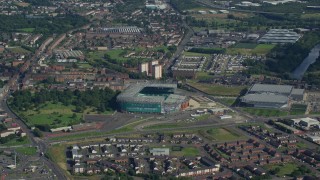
241,107 -> 288,117
171,147 -> 200,157
50,118 -> 150,141
15,147 -> 37,155
2,137 -> 30,146
219,98 -> 236,106
199,128 -> 245,141
143,123 -> 181,130
264,163 -> 298,177
187,82 -> 246,96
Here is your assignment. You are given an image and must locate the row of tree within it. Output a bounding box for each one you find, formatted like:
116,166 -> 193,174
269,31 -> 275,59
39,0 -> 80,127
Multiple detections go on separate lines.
9,88 -> 119,113
0,14 -> 88,34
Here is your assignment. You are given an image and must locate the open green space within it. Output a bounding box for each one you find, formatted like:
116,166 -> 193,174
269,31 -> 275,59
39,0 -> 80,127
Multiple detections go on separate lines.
46,144 -> 70,177
252,44 -> 276,54
241,107 -> 288,117
219,98 -> 237,106
143,123 -> 181,130
16,28 -> 35,33
50,118 -> 151,141
199,128 -> 245,141
196,114 -> 211,121
6,47 -> 30,54
196,72 -> 214,80
171,147 -> 200,157
183,51 -> 211,57
290,104 -> 307,115
1,137 -> 30,146
301,13 -> 320,20
21,102 -> 82,128
226,44 -> 275,55
234,43 -> 257,49
187,82 -> 246,96
264,163 -> 298,177
15,147 -> 37,155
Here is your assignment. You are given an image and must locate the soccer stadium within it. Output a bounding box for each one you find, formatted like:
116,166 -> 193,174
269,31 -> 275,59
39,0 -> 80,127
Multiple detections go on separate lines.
117,83 -> 189,114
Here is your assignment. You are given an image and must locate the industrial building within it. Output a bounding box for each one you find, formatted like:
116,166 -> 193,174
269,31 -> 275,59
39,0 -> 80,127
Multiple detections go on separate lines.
117,83 -> 189,114
241,84 -> 304,108
258,29 -> 301,44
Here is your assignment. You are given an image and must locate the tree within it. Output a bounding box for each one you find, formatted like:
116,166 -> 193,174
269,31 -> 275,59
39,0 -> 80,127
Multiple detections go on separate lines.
33,128 -> 43,137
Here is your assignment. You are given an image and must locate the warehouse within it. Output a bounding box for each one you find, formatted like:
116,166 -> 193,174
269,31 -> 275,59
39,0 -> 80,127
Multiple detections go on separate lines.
258,29 -> 301,44
241,84 -> 304,109
117,83 -> 189,114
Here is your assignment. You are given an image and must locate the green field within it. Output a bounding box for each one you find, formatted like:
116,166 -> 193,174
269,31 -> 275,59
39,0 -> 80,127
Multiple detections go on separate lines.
171,147 -> 200,157
265,163 -> 298,177
252,44 -> 276,54
2,137 -> 30,146
234,43 -> 257,49
187,82 -> 246,96
196,72 -> 214,80
6,47 -> 30,54
302,13 -> 320,20
15,147 -> 37,155
183,51 -> 211,57
241,107 -> 288,117
290,104 -> 307,115
16,28 -> 35,33
219,98 -> 236,106
200,128 -> 245,141
21,102 -> 82,128
143,123 -> 181,130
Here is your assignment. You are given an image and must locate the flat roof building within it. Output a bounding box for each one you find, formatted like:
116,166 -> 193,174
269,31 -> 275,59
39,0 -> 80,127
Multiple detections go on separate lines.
258,29 -> 301,44
241,84 -> 305,109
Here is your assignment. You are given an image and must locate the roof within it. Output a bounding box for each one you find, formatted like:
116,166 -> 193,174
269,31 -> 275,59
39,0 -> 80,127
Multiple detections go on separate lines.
300,117 -> 319,125
291,88 -> 304,95
117,83 -> 178,104
249,84 -> 293,94
241,93 -> 288,104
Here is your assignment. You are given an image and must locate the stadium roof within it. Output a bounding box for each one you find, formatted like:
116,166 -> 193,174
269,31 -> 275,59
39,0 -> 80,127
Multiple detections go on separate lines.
117,83 -> 178,104
249,84 -> 293,94
241,93 -> 288,104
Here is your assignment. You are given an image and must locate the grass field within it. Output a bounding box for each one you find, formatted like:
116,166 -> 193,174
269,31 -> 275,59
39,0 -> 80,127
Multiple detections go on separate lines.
21,102 -> 82,128
264,163 -> 298,177
16,28 -> 35,33
252,44 -> 276,54
290,104 -> 307,115
15,147 -> 37,155
183,51 -> 211,57
234,43 -> 257,49
226,44 -> 275,55
50,118 -> 151,141
143,123 -> 181,130
302,13 -> 320,20
6,47 -> 30,54
219,98 -> 236,106
196,72 -> 214,80
187,82 -> 246,96
200,128 -> 245,141
46,144 -> 70,176
171,147 -> 200,157
241,107 -> 288,117
2,137 -> 30,146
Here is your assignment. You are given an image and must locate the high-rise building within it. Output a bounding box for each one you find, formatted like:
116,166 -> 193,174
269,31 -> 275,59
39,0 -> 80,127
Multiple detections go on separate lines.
139,62 -> 149,74
148,60 -> 159,75
152,65 -> 162,79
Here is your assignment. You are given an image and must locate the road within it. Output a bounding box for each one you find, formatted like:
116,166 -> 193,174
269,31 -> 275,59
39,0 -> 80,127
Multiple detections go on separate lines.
0,34 -> 68,180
